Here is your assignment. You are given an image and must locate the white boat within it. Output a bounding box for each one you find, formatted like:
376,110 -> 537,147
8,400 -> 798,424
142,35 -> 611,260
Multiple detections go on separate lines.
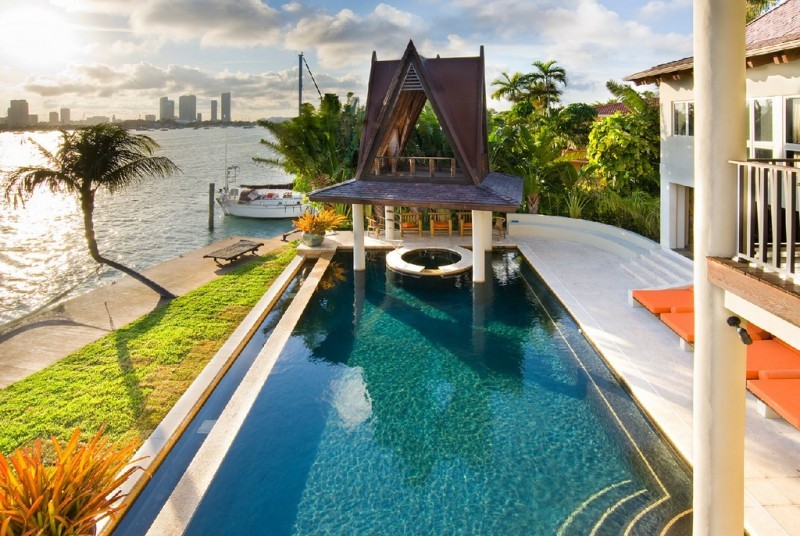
215,166 -> 309,219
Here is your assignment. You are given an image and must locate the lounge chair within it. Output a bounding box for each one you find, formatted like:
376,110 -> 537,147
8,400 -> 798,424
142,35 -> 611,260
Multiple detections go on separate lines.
429,211 -> 453,237
660,311 -> 694,350
397,212 -> 422,237
747,373 -> 800,429
746,339 -> 800,379
458,212 -> 472,236
631,287 -> 694,314
493,216 -> 506,239
367,216 -> 384,237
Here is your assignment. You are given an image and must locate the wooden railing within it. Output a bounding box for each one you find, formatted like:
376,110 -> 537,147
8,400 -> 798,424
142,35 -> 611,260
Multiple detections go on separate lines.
372,156 -> 459,178
734,158 -> 800,282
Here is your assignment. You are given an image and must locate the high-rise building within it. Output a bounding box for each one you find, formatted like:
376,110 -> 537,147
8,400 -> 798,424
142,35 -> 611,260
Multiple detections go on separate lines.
211,100 -> 218,122
60,108 -> 70,124
197,112 -> 202,122
7,100 -> 29,127
159,96 -> 175,121
49,112 -> 59,123
221,92 -> 231,123
178,95 -> 197,123
144,114 -> 156,122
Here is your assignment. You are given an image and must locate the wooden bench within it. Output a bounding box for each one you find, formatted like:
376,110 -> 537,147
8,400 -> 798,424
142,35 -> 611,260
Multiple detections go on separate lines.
203,239 -> 263,265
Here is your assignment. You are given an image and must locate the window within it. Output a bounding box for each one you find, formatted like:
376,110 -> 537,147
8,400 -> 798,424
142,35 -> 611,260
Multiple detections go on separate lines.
753,99 -> 773,142
787,98 -> 800,144
672,101 -> 694,136
754,148 -> 773,159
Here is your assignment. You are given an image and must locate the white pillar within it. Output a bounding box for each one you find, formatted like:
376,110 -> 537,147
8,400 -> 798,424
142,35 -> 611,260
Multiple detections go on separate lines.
472,210 -> 485,283
385,206 -> 395,241
692,1 -> 747,534
480,211 -> 493,252
352,203 -> 366,271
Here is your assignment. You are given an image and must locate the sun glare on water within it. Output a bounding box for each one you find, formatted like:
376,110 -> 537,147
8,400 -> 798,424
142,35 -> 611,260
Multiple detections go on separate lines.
0,7 -> 82,69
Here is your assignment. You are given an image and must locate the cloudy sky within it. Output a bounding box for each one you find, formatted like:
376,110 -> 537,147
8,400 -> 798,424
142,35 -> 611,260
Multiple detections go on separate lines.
0,0 -> 693,122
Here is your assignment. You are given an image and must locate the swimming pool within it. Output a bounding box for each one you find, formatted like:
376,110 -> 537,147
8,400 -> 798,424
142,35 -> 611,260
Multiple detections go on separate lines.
154,250 -> 692,534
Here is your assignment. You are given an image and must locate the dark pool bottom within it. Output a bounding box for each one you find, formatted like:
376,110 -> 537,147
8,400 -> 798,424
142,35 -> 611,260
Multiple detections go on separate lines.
400,248 -> 462,269
172,251 -> 691,535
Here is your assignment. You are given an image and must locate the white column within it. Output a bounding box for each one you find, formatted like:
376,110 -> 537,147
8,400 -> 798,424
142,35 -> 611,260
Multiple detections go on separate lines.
472,210 -> 485,283
481,211 -> 493,252
692,1 -> 747,534
385,206 -> 395,241
352,203 -> 366,271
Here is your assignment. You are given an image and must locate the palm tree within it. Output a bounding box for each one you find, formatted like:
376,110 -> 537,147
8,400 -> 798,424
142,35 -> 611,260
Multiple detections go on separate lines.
525,60 -> 567,114
490,72 -> 529,104
3,124 -> 180,299
747,0 -> 780,21
256,93 -> 363,193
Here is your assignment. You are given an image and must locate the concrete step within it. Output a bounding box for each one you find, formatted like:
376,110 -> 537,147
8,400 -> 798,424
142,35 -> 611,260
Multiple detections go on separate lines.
621,248 -> 694,289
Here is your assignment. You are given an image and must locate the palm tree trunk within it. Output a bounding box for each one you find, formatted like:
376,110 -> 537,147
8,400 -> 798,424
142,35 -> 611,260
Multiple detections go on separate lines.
80,189 -> 176,300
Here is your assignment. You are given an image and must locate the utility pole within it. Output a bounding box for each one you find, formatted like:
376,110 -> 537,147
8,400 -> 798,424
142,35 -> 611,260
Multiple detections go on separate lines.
298,52 -> 303,116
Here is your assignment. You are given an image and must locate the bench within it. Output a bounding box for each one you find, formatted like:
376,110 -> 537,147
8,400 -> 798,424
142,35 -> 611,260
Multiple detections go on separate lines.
203,239 -> 263,265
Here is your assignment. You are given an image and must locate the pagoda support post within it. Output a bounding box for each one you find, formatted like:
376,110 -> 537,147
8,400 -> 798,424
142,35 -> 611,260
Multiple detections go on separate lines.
472,210 -> 487,283
353,204 -> 366,271
385,206 -> 395,241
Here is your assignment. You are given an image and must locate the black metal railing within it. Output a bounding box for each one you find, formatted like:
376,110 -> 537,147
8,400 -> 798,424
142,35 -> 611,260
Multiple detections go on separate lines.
734,158 -> 800,280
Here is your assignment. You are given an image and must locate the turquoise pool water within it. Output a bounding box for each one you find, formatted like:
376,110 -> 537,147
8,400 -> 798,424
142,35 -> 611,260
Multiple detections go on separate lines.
183,251 -> 691,534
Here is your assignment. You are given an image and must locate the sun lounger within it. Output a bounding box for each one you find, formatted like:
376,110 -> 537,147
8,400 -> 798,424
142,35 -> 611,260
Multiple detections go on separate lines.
660,311 -> 694,350
631,287 -> 694,314
746,339 -> 800,379
747,375 -> 800,429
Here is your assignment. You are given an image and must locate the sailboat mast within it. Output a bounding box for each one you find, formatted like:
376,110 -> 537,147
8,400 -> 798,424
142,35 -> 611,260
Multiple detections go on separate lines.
298,52 -> 303,116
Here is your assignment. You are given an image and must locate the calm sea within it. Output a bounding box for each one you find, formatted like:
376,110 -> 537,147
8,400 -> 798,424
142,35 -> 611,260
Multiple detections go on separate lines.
0,127 -> 295,325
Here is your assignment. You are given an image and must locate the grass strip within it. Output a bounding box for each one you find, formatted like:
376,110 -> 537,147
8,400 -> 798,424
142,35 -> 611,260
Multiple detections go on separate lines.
0,243 -> 297,454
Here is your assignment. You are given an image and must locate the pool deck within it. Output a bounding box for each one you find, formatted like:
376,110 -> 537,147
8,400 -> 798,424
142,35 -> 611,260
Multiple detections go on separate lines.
2,228 -> 800,535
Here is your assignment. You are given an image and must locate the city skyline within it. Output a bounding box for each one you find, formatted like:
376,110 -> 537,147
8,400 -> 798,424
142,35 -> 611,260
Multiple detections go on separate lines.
0,1 -> 693,121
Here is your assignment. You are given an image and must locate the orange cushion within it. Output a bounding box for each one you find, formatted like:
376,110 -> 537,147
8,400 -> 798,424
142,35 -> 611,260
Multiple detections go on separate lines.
758,370 -> 800,380
401,222 -> 417,229
747,378 -> 800,429
632,288 -> 694,314
747,323 -> 771,341
660,311 -> 695,343
746,340 -> 800,380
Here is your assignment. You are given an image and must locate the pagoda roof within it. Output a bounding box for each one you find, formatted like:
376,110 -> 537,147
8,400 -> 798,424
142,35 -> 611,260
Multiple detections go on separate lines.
308,41 -> 522,211
309,172 -> 522,212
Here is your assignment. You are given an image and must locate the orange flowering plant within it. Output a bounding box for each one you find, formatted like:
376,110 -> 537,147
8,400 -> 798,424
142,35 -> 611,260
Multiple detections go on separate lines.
0,427 -> 143,535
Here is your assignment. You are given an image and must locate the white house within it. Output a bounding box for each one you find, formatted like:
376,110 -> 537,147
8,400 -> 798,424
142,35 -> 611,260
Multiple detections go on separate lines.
627,0 -> 800,255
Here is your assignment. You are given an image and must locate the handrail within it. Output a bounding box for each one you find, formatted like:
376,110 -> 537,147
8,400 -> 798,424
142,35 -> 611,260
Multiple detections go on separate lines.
371,155 -> 459,178
732,159 -> 799,282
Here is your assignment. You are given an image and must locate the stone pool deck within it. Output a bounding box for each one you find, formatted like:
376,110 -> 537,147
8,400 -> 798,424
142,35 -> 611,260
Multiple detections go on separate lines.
2,228 -> 799,535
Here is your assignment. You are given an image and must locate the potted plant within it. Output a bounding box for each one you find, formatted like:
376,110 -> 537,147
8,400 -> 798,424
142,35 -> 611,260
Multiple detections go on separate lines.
293,208 -> 347,247
0,427 -> 143,535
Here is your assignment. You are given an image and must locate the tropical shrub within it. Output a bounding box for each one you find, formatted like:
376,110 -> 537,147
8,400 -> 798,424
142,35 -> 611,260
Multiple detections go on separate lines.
0,427 -> 141,535
256,93 -> 364,193
293,208 -> 348,235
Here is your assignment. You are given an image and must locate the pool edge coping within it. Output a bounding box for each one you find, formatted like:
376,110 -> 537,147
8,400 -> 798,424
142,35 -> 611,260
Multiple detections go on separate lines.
100,253 -> 308,535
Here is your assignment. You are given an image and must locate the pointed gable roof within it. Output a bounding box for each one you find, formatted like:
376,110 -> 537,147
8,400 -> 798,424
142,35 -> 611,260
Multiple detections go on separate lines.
356,40 -> 489,185
308,42 -> 522,212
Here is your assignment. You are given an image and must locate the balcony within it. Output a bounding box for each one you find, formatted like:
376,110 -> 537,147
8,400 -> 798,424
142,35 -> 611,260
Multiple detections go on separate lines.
707,159 -> 800,330
369,156 -> 464,181
733,158 -> 800,283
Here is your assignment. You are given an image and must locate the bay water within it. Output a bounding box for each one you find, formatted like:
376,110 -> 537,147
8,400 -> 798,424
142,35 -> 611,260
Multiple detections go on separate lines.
0,127 -> 294,325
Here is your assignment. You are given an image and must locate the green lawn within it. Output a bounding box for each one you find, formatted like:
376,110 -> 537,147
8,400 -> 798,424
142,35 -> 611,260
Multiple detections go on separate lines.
0,243 -> 297,454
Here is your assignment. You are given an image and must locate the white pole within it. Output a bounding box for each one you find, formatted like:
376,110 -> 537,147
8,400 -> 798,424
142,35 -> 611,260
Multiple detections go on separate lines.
353,204 -> 366,271
385,206 -> 395,241
472,210 -> 485,283
482,211 -> 493,252
692,1 -> 747,534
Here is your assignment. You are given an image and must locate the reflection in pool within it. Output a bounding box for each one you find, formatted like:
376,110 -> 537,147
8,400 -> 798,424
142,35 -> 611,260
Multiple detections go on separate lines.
183,250 -> 692,535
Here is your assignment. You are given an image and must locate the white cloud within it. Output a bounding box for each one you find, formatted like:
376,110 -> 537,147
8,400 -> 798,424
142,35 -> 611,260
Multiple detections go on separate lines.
284,4 -> 429,68
129,0 -> 284,47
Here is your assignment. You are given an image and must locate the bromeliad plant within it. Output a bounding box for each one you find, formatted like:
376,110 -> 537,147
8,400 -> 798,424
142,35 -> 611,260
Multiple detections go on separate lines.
0,427 -> 142,536
293,208 -> 348,236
